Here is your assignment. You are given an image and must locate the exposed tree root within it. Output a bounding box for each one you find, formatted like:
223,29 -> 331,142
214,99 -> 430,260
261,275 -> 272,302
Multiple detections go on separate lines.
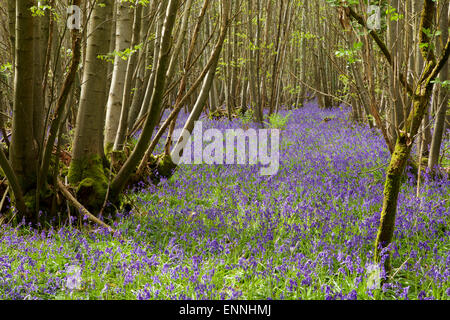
57,179 -> 122,239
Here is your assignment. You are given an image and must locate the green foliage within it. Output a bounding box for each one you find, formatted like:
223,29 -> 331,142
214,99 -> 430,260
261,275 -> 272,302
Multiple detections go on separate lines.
240,108 -> 254,125
336,74 -> 354,100
386,6 -> 404,21
325,0 -> 358,7
30,3 -> 53,17
283,85 -> 302,96
422,27 -> 440,51
335,42 -> 363,64
121,0 -> 150,6
0,63 -> 12,82
431,78 -> 450,90
98,44 -> 143,63
264,112 -> 292,130
0,63 -> 12,74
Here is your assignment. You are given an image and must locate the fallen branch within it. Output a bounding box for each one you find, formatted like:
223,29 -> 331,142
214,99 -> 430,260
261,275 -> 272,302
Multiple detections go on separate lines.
57,179 -> 123,240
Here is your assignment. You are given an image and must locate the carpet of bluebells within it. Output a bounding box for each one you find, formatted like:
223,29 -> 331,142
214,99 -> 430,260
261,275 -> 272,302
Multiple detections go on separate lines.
0,102 -> 449,300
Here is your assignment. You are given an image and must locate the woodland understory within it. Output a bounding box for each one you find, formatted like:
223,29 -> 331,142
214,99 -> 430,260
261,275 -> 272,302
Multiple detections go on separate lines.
0,0 -> 449,299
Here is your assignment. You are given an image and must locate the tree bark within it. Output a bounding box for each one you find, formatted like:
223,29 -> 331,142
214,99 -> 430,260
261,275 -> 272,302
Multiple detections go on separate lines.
68,0 -> 113,210
127,2 -> 155,131
10,0 -> 37,194
110,0 -> 181,198
7,0 -> 15,58
136,0 -> 168,124
104,1 -> 133,152
428,2 -> 449,170
374,0 -> 450,273
114,3 -> 143,152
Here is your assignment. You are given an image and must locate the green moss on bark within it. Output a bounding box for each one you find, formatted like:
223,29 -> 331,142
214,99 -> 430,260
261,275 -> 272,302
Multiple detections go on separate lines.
68,154 -> 108,210
104,142 -> 114,158
156,153 -> 176,178
375,136 -> 410,272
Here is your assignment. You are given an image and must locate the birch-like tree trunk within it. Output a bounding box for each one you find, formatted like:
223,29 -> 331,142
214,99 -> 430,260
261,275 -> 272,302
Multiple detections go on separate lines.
114,3 -> 143,152
104,1 -> 133,152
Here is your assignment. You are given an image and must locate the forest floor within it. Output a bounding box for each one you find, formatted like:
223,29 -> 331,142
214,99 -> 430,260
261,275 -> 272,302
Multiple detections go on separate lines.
0,102 -> 449,300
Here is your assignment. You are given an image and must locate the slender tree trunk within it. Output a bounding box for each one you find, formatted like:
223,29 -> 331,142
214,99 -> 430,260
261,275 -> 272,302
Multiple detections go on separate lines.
7,0 -> 15,58
166,0 -> 194,83
33,9 -> 44,150
170,0 -> 231,158
127,2 -> 154,131
428,2 -> 449,170
104,1 -> 133,152
387,0 -> 405,144
247,0 -> 262,124
298,2 -> 307,105
229,1 -> 239,115
114,4 -> 143,152
110,0 -> 181,198
163,0 -> 211,154
136,0 -> 167,123
268,1 -> 284,114
374,0 -> 450,273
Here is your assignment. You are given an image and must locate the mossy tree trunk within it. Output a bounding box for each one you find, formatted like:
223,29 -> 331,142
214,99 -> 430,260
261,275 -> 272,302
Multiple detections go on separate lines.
344,0 -> 450,273
68,0 -> 113,211
374,95 -> 430,271
371,0 -> 450,272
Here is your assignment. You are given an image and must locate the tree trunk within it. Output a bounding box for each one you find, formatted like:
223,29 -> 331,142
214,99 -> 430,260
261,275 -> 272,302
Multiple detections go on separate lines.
374,0 -> 450,273
110,0 -> 181,198
428,2 -> 449,170
387,0 -> 405,144
7,0 -> 15,58
114,4 -> 143,151
68,0 -> 113,210
163,0 -> 211,154
104,1 -> 133,152
170,0 -> 230,160
33,9 -> 44,150
127,2 -> 154,131
136,0 -> 167,124
10,0 -> 37,195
